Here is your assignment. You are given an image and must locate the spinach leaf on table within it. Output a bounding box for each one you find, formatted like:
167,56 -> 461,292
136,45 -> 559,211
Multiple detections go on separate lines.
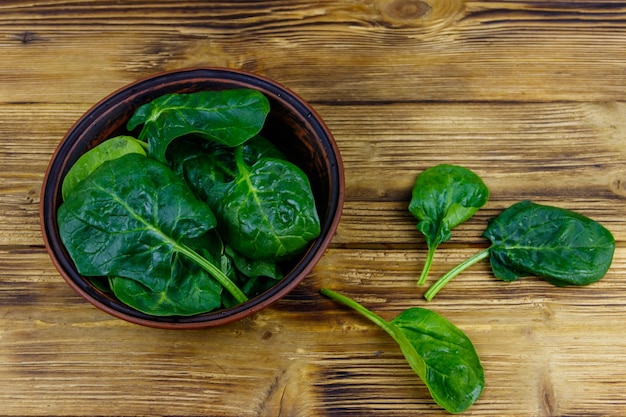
424,200 -> 616,300
127,89 -> 270,163
408,164 -> 489,285
320,288 -> 484,414
57,152 -> 248,305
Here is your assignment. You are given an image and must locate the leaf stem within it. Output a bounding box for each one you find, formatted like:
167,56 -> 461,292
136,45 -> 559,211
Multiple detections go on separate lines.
417,245 -> 437,286
234,145 -> 249,176
320,288 -> 391,333
320,289 -> 413,370
176,243 -> 248,304
424,248 -> 491,301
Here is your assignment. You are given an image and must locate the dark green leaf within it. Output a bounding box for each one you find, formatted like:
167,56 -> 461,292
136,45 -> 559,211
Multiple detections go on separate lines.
484,200 -> 615,285
127,89 -> 270,163
58,153 -> 216,291
169,135 -> 313,261
216,149 -> 320,260
391,308 -> 485,414
110,231 -> 229,316
88,276 -> 114,295
320,288 -> 484,414
408,164 -> 489,284
58,153 -> 247,306
169,135 -> 285,207
225,245 -> 283,280
111,257 -> 222,316
169,138 -> 235,202
110,252 -> 222,316
425,200 -> 616,300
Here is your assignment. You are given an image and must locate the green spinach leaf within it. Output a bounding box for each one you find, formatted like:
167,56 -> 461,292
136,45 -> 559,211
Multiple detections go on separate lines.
58,89 -> 320,315
127,89 -> 270,163
225,246 -> 283,281
485,200 -> 615,285
169,134 -> 286,207
408,164 -> 489,285
218,245 -> 282,309
424,200 -> 615,300
320,288 -> 484,414
169,133 -> 314,264
215,147 -> 320,260
172,137 -> 319,261
110,256 -> 222,316
58,153 -> 247,305
61,135 -> 147,200
109,231 -> 229,316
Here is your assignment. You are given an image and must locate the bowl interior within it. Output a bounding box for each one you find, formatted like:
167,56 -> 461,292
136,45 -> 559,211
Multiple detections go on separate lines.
41,68 -> 344,328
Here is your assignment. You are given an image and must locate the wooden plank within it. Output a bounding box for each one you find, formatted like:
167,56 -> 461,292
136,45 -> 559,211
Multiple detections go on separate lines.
0,103 -> 79,246
0,1 -> 626,103
2,1 -> 626,415
3,248 -> 626,415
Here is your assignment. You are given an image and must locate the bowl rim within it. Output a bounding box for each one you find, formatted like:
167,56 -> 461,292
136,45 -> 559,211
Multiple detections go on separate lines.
40,67 -> 345,329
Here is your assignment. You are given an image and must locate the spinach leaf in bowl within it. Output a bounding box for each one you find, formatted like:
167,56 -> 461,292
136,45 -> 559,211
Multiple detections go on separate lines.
127,89 -> 270,163
58,152 -> 248,306
170,136 -> 320,261
61,135 -> 147,200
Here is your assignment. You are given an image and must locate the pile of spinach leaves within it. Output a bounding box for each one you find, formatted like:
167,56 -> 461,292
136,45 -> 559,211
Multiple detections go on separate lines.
58,89 -> 321,316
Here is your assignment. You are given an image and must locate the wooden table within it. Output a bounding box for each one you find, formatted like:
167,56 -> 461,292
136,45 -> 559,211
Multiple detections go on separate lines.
2,1 -> 626,415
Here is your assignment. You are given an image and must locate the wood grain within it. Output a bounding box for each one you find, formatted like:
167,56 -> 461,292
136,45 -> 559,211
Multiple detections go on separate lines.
2,1 -> 626,103
2,1 -> 626,416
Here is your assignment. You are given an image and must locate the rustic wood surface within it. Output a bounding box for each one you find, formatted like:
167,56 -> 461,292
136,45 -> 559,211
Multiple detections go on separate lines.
2,0 -> 626,415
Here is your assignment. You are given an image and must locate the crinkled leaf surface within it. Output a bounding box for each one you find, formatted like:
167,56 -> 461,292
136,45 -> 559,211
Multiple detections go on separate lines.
170,135 -> 285,208
409,164 -> 489,248
169,138 -> 235,202
172,138 -> 318,261
58,153 -> 217,293
390,308 -> 484,414
484,200 -> 615,285
61,135 -> 146,200
127,89 -> 270,162
216,151 -> 320,261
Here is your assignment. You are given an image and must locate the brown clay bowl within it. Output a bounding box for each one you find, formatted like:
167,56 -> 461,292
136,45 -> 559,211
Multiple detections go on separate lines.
40,67 -> 344,329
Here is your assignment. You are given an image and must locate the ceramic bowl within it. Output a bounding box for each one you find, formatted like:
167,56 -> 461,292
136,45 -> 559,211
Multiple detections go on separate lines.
40,68 -> 344,329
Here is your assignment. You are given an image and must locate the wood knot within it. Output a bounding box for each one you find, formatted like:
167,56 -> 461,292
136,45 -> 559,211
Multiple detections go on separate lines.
384,0 -> 431,20
17,31 -> 36,44
610,175 -> 626,197
376,0 -> 466,31
541,371 -> 557,415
